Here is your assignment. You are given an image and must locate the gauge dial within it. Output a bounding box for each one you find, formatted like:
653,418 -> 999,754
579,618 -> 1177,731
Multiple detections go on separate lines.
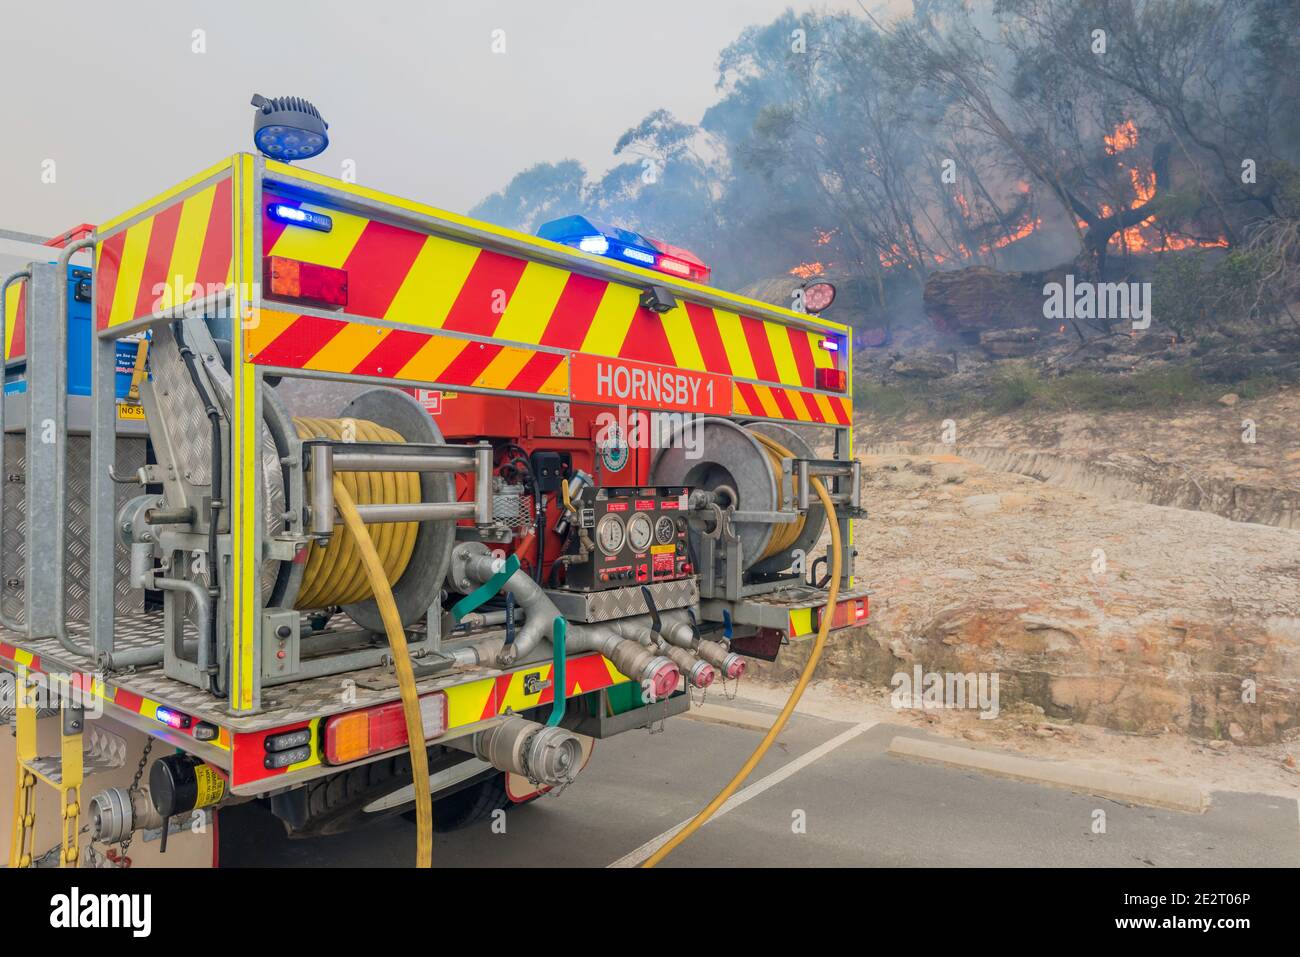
627,513 -> 653,552
596,515 -> 626,557
654,515 -> 676,545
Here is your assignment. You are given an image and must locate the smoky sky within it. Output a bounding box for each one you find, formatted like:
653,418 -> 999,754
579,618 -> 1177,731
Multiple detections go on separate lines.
0,0 -> 866,243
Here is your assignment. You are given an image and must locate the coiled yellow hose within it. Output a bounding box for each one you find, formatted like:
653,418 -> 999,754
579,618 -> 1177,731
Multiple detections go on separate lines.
758,443 -> 808,560
332,478 -> 433,868
643,431 -> 843,867
293,417 -> 420,609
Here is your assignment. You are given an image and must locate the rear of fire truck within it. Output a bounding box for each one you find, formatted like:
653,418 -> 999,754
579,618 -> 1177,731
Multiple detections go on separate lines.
2,133 -> 864,866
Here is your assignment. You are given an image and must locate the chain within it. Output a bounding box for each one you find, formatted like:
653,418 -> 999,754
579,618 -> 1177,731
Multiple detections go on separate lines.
116,737 -> 153,862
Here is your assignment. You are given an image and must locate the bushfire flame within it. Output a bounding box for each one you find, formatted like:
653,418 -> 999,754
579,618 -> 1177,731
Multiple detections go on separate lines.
1104,119 -> 1138,155
790,261 -> 825,278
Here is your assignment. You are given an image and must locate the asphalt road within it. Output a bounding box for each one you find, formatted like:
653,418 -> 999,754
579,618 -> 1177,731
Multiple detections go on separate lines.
222,700 -> 1300,868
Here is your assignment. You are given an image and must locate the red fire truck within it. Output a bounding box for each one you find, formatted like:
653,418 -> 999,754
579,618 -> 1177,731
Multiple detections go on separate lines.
2,96 -> 863,867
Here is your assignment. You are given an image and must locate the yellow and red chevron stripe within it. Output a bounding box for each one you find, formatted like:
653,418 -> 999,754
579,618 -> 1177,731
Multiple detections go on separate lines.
0,640 -> 232,752
447,653 -> 629,728
2,276 -> 25,361
247,309 -> 569,394
229,653 -> 630,788
261,191 -> 841,392
733,380 -> 850,425
95,174 -> 234,330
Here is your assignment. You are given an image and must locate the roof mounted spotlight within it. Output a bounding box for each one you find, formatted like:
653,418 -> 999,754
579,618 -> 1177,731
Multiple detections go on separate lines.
639,284 -> 677,315
801,280 -> 836,314
250,94 -> 329,162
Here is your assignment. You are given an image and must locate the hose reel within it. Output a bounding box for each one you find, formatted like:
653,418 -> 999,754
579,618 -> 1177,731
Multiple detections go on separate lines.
649,417 -> 826,574
271,388 -> 457,633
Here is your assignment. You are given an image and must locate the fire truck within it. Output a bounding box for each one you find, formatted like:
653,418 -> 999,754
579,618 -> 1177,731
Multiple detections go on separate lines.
1,96 -> 863,867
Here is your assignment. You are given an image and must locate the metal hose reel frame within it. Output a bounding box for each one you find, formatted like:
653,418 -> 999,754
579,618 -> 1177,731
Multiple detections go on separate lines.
745,421 -> 827,577
648,417 -> 827,576
335,388 -> 456,633
649,417 -> 777,570
267,387 -> 455,632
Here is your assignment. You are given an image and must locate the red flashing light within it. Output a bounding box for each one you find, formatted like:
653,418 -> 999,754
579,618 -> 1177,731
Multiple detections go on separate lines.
816,367 -> 847,392
263,256 -> 348,309
647,238 -> 711,283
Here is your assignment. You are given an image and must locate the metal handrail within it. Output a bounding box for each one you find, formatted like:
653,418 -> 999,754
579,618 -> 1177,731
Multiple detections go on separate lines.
0,268 -> 32,633
48,239 -> 160,668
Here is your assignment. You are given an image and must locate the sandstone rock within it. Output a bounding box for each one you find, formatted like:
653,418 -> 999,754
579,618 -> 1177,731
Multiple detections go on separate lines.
979,327 -> 1042,358
846,446 -> 1300,744
923,266 -> 1047,335
1218,392 -> 1239,406
891,354 -> 954,379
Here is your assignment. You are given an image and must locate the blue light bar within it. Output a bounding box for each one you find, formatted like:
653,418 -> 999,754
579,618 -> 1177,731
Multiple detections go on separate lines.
156,706 -> 191,730
538,215 -> 666,272
268,203 -> 333,233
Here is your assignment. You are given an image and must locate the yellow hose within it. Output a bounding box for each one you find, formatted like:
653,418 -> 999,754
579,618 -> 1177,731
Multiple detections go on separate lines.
333,477 -> 433,868
643,431 -> 843,867
294,417 -> 420,609
758,443 -> 808,559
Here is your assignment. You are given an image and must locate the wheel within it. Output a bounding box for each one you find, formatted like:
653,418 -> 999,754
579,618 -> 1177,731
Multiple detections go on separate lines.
402,770 -> 540,833
271,747 -> 493,839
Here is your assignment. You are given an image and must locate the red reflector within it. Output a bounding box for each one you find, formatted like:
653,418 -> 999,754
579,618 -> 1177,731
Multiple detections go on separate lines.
816,367 -> 847,392
263,255 -> 348,309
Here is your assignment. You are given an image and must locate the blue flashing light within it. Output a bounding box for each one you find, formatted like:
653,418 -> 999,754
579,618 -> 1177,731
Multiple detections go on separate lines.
156,707 -> 192,730
268,203 -> 333,233
819,338 -> 840,352
537,214 -> 691,277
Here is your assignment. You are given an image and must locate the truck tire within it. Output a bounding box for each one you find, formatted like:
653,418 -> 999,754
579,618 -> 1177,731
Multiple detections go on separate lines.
273,749 -> 493,839
274,753 -> 416,838
403,770 -> 538,832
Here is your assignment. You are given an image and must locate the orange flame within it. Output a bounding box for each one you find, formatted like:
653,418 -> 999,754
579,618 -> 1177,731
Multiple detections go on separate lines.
1104,120 -> 1138,155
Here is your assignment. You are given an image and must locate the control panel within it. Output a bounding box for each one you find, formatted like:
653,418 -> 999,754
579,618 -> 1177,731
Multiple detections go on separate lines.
563,486 -> 693,591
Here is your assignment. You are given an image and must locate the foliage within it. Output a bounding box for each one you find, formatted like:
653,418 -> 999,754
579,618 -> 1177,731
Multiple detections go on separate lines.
471,1 -> 1300,332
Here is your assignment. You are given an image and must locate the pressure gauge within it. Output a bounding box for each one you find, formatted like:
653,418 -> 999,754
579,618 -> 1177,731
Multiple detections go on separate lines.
654,515 -> 676,545
595,514 -> 626,557
627,513 -> 653,553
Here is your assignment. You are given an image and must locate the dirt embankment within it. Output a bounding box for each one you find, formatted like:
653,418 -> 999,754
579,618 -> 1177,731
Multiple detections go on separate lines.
750,424 -> 1300,746
859,387 -> 1300,529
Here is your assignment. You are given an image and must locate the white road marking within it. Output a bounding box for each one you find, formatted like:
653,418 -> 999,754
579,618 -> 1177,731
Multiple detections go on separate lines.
607,720 -> 877,867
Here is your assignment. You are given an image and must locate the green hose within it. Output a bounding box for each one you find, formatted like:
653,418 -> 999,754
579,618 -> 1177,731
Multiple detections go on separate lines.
547,617 -> 566,727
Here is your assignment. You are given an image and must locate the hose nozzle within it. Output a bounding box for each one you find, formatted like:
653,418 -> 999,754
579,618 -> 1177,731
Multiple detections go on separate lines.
660,644 -> 715,688
696,639 -> 746,679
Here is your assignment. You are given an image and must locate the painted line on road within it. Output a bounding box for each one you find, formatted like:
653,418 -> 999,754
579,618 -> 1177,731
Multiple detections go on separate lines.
607,720 -> 877,867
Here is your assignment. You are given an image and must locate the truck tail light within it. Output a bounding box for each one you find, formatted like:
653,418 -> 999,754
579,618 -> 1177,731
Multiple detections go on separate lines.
817,596 -> 869,631
816,367 -> 847,392
263,255 -> 348,309
322,692 -> 447,765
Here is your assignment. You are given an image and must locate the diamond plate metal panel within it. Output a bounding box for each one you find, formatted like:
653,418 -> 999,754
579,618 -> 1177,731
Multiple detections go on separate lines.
147,326 -> 212,486
1,434 -> 146,626
543,579 -> 699,623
